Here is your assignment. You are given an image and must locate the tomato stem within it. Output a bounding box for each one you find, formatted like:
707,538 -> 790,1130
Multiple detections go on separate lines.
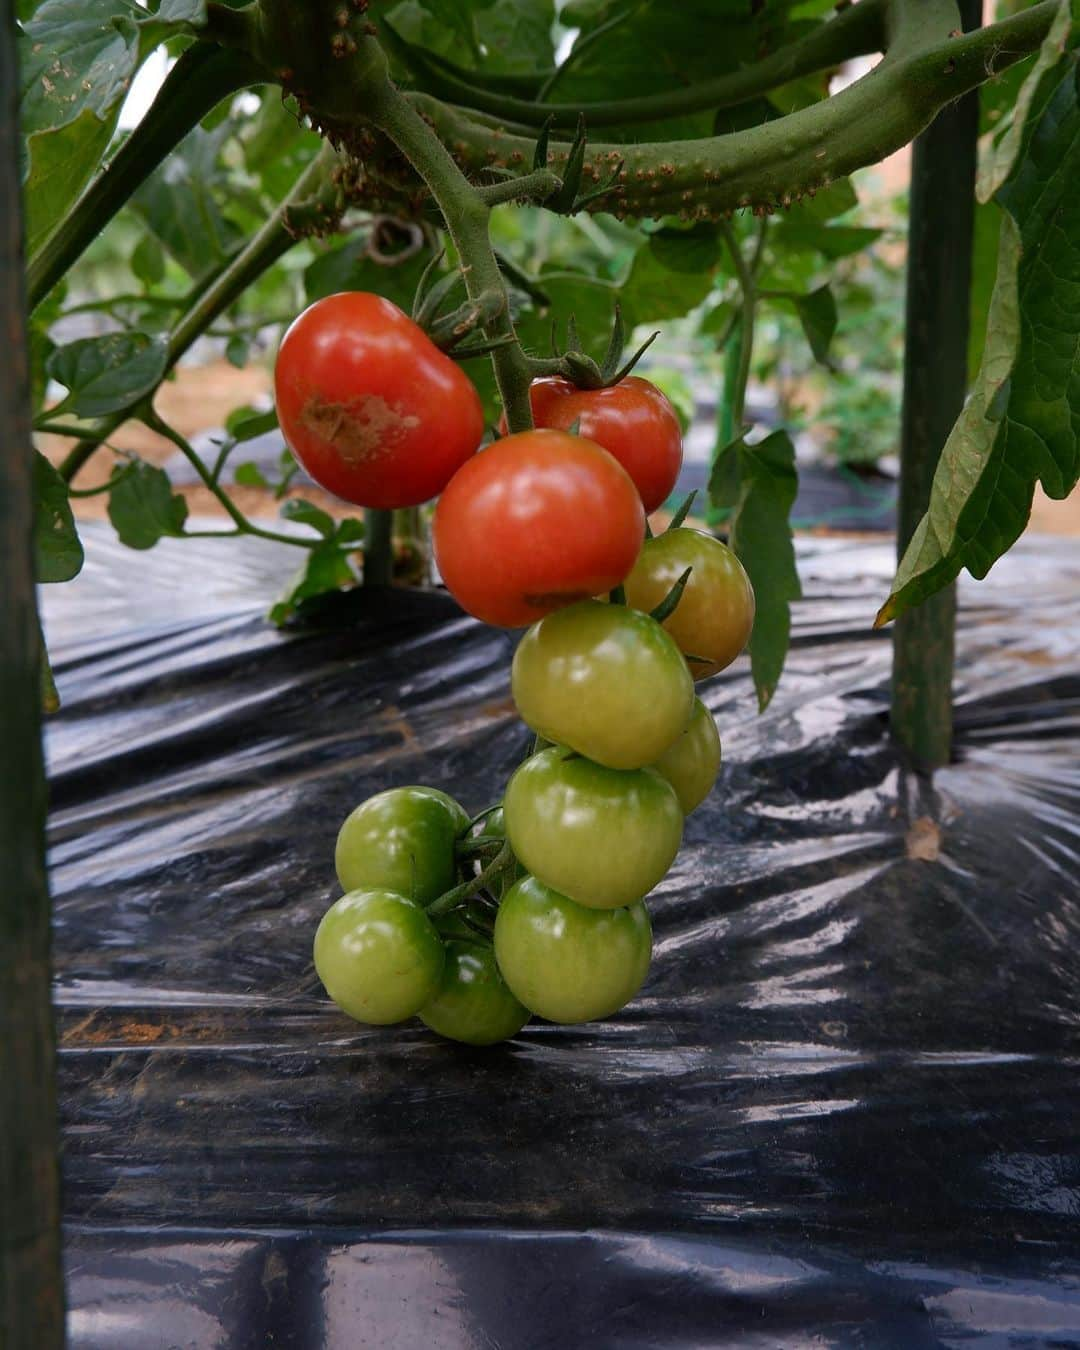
427,841 -> 517,918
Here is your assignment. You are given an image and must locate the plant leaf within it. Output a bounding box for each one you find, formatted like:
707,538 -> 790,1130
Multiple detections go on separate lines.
234,462 -> 269,488
32,450 -> 83,582
791,284 -> 837,365
107,459 -> 188,549
880,23 -> 1080,626
280,498 -> 336,539
47,333 -> 168,418
226,406 -> 279,441
269,541 -> 358,626
709,429 -> 800,711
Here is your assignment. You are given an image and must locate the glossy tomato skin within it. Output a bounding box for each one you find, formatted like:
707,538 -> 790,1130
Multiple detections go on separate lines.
314,889 -> 445,1025
419,941 -> 530,1045
432,430 -> 645,628
525,376 -> 683,512
651,697 -> 721,814
274,292 -> 484,509
335,786 -> 469,907
494,877 -> 652,1024
624,528 -> 754,679
512,600 -> 693,768
503,745 -> 683,908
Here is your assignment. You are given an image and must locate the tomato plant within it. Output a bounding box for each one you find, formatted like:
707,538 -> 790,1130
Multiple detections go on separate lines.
508,376 -> 682,513
651,698 -> 722,814
624,529 -> 755,681
432,430 -> 645,628
419,941 -> 530,1045
504,745 -> 682,909
274,292 -> 484,509
512,600 -> 694,769
314,889 -> 446,1025
494,877 -> 652,1025
335,786 -> 470,907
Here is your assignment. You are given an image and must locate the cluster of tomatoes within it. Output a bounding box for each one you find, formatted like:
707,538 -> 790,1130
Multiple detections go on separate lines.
276,292 -> 755,1043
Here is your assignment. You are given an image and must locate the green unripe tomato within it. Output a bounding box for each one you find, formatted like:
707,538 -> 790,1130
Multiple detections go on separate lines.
314,889 -> 445,1025
650,697 -> 721,814
511,600 -> 694,769
494,877 -> 652,1024
419,941 -> 530,1045
503,746 -> 682,908
335,786 -> 469,906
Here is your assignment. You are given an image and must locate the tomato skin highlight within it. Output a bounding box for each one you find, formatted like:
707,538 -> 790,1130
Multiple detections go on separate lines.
494,877 -> 652,1024
524,375 -> 683,512
432,430 -> 646,628
651,697 -> 721,814
314,889 -> 445,1025
274,292 -> 484,509
504,746 -> 683,909
512,599 -> 694,769
419,941 -> 530,1045
623,528 -> 755,679
335,786 -> 470,907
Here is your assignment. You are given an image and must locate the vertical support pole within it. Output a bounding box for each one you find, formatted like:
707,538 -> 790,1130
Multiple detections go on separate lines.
363,507 -> 394,586
890,0 -> 980,771
1,1 -> 65,1346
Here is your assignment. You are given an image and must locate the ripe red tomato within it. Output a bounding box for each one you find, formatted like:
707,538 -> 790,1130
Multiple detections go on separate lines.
274,292 -> 484,509
514,376 -> 683,512
432,429 -> 646,628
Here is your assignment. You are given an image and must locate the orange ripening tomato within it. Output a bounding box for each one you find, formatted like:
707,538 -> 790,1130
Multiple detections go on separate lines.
432,429 -> 646,628
274,292 -> 484,509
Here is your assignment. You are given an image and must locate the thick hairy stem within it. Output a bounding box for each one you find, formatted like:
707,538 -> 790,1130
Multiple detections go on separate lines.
27,43 -> 265,310
410,1 -> 1055,220
391,0 -> 888,129
59,146 -> 338,484
354,44 -> 533,430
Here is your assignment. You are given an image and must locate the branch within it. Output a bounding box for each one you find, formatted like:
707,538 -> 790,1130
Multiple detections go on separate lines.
406,1 -> 1056,221
387,0 -> 888,129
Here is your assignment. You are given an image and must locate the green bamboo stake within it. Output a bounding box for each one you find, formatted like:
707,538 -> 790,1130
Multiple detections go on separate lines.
1,0 -> 64,1343
890,0 -> 981,770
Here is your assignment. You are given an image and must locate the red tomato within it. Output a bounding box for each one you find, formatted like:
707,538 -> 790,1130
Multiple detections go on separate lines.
274,292 -> 484,509
432,429 -> 645,628
512,376 -> 683,512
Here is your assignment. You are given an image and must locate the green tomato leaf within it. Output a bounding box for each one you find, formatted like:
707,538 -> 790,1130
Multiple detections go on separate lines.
131,233 -> 166,288
791,284 -> 838,366
234,462 -> 270,488
880,18 -> 1080,626
226,405 -> 279,441
33,450 -> 83,583
269,540 -> 358,627
47,332 -> 168,418
708,429 -> 801,712
619,239 -> 716,331
648,223 -> 723,275
280,498 -> 336,539
335,518 -> 366,546
770,222 -> 882,260
225,335 -> 249,369
107,459 -> 188,549
304,234 -> 434,310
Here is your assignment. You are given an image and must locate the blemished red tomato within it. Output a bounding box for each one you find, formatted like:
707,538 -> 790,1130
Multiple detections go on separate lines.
650,697 -> 721,813
274,292 -> 484,509
314,889 -> 445,1025
419,941 -> 530,1045
520,376 -> 683,512
623,528 -> 755,679
432,429 -> 646,628
511,600 -> 694,768
503,745 -> 683,909
494,877 -> 652,1024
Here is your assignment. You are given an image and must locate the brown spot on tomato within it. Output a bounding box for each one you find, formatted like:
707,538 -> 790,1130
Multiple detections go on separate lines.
299,393 -> 420,462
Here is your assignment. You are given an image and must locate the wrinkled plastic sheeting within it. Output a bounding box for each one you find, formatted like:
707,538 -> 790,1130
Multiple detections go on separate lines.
41,526 -> 1080,1348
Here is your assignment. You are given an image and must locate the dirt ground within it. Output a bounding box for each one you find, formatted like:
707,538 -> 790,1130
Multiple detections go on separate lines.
39,359 -> 1080,535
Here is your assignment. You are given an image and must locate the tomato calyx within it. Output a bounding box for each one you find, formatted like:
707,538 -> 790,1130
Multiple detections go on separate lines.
541,300 -> 661,392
